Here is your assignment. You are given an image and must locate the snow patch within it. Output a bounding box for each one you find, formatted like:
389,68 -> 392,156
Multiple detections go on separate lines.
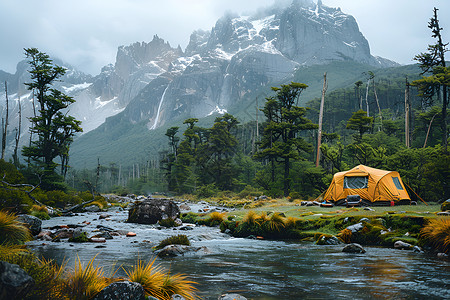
62,82 -> 92,93
343,41 -> 357,48
207,106 -> 227,116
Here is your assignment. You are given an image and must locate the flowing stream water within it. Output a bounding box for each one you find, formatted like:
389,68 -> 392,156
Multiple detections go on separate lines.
27,207 -> 450,300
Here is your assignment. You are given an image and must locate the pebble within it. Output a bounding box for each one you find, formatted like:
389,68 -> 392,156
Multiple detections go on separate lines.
126,232 -> 137,237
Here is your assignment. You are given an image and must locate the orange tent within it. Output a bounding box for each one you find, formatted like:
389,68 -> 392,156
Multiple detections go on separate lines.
323,165 -> 411,206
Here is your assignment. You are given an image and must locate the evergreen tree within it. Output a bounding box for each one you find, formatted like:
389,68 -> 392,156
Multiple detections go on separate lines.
413,7 -> 448,151
22,48 -> 82,190
255,82 -> 317,196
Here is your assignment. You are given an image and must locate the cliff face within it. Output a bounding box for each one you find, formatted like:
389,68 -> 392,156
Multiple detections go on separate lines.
116,0 -> 396,131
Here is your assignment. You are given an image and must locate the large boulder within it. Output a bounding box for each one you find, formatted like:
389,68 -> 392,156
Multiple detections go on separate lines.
16,214 -> 42,236
0,261 -> 35,299
93,281 -> 145,300
127,199 -> 180,224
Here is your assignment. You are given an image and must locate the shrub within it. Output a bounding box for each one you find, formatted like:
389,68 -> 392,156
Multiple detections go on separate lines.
155,235 -> 190,250
180,212 -> 198,224
420,218 -> 450,254
237,185 -> 263,198
195,183 -> 218,198
158,218 -> 179,228
0,210 -> 32,244
31,210 -> 51,220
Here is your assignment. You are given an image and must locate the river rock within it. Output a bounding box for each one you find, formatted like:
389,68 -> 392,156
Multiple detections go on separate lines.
157,245 -> 210,258
0,261 -> 35,299
436,211 -> 450,216
85,205 -> 101,212
93,281 -> 145,300
99,214 -> 111,219
346,223 -> 364,233
342,243 -> 366,254
440,199 -> 450,211
16,214 -> 42,236
394,241 -> 413,250
179,204 -> 191,211
92,231 -> 113,240
53,228 -> 73,239
437,253 -> 448,259
171,295 -> 186,300
317,235 -> 341,245
127,199 -> 180,224
218,294 -> 247,300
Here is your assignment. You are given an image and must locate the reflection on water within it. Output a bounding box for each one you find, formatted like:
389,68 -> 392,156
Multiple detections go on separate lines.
27,211 -> 450,300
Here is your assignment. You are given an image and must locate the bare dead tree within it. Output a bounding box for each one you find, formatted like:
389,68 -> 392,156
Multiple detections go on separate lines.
405,77 -> 411,148
13,95 -> 22,166
316,72 -> 327,167
1,81 -> 9,159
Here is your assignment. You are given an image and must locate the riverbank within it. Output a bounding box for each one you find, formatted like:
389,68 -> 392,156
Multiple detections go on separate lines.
19,196 -> 450,299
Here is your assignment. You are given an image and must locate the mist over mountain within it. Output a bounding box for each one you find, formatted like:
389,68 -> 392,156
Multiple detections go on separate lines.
0,0 -> 398,165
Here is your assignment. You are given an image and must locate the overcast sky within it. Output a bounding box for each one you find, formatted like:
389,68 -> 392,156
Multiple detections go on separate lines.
0,0 -> 449,75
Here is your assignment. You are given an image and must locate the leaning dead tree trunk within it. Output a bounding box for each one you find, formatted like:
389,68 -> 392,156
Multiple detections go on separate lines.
1,174 -> 44,207
61,160 -> 101,214
316,72 -> 327,167
1,81 -> 9,159
60,181 -> 97,214
423,113 -> 438,148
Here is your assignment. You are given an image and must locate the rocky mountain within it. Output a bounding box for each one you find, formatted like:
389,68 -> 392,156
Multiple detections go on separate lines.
100,0 -> 397,132
1,0 -> 398,165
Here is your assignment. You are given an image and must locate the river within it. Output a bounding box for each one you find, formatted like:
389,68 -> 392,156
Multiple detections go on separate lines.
27,207 -> 450,300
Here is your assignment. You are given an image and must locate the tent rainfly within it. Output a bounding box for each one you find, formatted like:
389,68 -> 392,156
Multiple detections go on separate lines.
323,165 -> 411,206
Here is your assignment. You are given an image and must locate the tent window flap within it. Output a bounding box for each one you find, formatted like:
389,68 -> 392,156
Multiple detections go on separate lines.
392,177 -> 404,190
344,176 -> 368,189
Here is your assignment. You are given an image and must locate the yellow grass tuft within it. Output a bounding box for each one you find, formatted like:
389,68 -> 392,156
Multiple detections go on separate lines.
337,228 -> 352,244
61,255 -> 109,299
124,258 -> 199,300
208,211 -> 225,223
124,258 -> 166,299
420,218 -> 450,254
242,210 -> 260,226
0,210 -> 32,244
161,273 -> 199,300
31,204 -> 49,213
266,213 -> 285,232
284,216 -> 298,229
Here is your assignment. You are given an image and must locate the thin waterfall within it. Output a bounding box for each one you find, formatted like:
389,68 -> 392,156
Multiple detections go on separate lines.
150,85 -> 169,130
